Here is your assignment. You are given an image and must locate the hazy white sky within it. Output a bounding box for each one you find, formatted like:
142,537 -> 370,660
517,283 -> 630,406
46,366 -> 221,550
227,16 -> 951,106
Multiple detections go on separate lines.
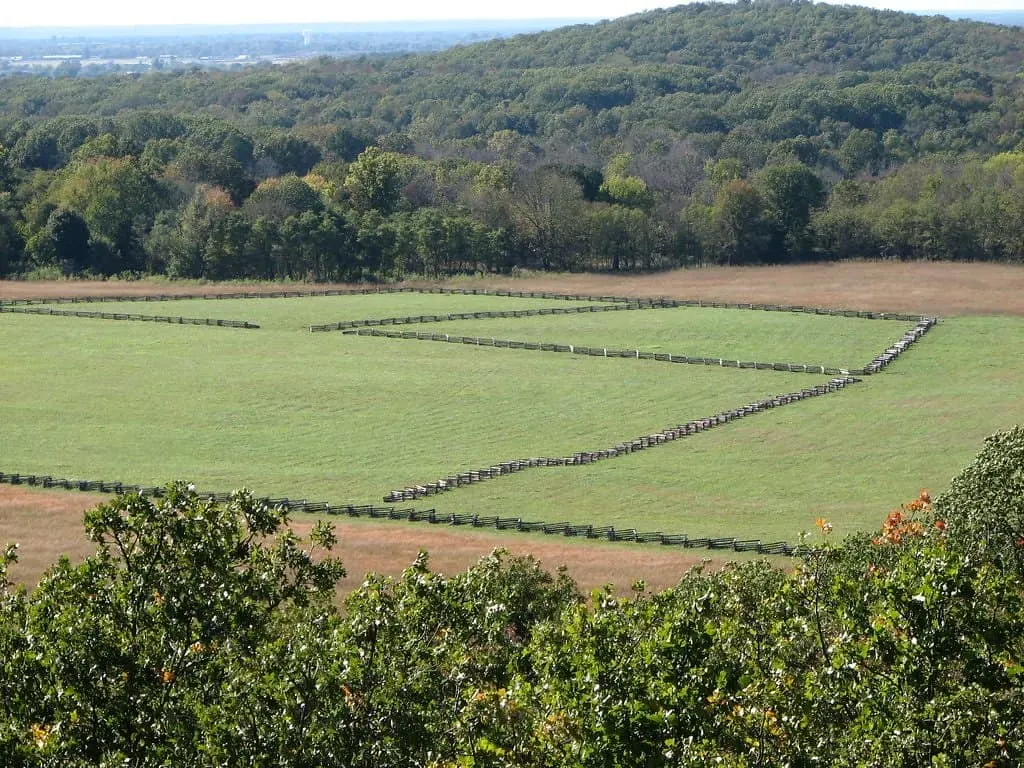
0,0 -> 1019,29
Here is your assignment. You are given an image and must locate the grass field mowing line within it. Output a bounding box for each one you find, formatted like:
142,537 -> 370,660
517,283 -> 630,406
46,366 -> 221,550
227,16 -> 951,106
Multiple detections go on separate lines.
421,306 -> 909,370
31,294 -> 608,331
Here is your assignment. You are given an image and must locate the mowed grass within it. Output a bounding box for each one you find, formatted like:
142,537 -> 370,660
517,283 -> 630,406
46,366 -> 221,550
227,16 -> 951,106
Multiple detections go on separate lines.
31,293 -> 607,331
432,316 -> 1024,541
4,284 -> 1022,547
0,309 -> 795,506
426,306 -> 909,370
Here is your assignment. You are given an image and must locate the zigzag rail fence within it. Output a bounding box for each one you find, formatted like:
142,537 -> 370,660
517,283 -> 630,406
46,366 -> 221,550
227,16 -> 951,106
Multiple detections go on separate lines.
342,315 -> 938,377
0,286 -> 928,324
373,317 -> 937,501
0,471 -> 806,556
308,300 -> 671,332
861,316 -> 937,373
0,305 -> 259,328
344,327 -> 855,375
383,376 -> 860,502
0,286 -> 936,371
0,288 -> 937,555
0,287 -> 633,307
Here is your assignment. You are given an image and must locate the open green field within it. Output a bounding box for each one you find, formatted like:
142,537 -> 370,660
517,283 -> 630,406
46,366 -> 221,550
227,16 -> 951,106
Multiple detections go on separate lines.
423,306 -> 906,370
28,292 -> 604,331
0,297 -> 808,510
2,289 -> 1021,544
434,314 -> 1024,540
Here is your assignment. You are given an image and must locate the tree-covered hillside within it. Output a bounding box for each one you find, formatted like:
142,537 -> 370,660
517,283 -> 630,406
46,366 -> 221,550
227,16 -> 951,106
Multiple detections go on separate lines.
2,1 -> 1024,280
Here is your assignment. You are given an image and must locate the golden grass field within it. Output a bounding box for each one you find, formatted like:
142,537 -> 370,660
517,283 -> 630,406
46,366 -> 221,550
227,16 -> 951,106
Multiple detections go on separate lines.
3,261 -> 1023,315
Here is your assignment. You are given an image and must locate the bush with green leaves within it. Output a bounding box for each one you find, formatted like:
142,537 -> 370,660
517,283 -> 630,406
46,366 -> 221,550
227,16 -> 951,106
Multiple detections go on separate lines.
2,428 -> 1023,765
934,424 -> 1024,577
0,484 -> 346,766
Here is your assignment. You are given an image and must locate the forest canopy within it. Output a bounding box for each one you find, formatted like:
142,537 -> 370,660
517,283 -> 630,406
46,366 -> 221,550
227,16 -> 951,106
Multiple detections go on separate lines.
2,1 -> 1024,280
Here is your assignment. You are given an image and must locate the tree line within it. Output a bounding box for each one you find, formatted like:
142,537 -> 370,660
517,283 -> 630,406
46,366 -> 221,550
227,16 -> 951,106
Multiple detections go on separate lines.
2,0 -> 1024,280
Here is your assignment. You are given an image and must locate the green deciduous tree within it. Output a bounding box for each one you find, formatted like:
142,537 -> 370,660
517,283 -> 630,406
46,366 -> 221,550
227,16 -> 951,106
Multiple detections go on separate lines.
934,425 -> 1024,576
51,156 -> 162,273
712,179 -> 769,265
257,134 -> 323,176
0,484 -> 344,766
344,147 -> 402,214
2,429 -> 1024,765
25,207 -> 93,275
757,162 -> 826,260
838,128 -> 884,178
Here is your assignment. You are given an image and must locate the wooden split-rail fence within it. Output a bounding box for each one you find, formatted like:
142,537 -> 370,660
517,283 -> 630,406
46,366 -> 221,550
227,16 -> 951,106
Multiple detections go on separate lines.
308,301 -> 674,332
383,376 -> 860,502
0,285 -> 931,325
0,471 -> 807,556
0,304 -> 259,328
342,312 -> 938,378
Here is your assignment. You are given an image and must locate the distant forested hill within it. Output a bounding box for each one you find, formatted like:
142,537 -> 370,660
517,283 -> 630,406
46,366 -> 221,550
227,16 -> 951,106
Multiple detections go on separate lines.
2,1 -> 1023,281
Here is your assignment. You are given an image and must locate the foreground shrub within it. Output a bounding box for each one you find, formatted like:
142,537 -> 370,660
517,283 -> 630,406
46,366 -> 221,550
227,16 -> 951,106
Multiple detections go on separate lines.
0,484 -> 346,766
1,428 -> 1023,765
934,424 -> 1024,577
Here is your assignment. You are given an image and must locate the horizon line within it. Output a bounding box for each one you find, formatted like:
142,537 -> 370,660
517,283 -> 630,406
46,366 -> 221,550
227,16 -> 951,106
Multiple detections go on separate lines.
0,17 -> 603,32
0,7 -> 1020,34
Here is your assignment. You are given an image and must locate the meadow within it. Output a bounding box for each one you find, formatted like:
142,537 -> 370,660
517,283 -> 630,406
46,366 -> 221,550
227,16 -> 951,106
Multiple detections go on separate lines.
2,264 -> 1023,567
411,307 -> 903,370
0,294 -> 845,517
434,313 -> 1024,540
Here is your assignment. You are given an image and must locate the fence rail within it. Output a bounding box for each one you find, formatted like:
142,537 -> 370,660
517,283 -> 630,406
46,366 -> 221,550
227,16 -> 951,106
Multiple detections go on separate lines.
0,287 -> 632,308
0,286 -> 931,323
860,316 -> 937,374
0,305 -> 259,328
310,300 -> 680,332
341,326 -> 860,375
0,471 -> 808,556
383,376 -> 860,502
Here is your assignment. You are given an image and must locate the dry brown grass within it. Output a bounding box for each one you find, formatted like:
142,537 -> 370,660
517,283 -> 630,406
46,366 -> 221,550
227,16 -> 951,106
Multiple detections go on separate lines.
0,487 -> 103,586
3,261 -> 1024,315
0,487 -> 719,595
467,261 -> 1024,317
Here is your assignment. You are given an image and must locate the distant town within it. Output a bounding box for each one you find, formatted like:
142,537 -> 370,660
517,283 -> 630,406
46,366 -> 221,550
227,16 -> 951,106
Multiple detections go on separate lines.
0,19 -> 594,75
1,10 -> 1022,76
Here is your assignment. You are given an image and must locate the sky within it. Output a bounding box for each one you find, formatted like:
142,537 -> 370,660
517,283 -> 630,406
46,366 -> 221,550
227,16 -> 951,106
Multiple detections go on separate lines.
0,0 -> 1020,29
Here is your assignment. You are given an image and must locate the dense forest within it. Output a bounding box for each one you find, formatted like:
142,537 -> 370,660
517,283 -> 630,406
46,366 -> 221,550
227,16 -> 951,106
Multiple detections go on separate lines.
2,428 -> 1023,766
2,1 -> 1024,281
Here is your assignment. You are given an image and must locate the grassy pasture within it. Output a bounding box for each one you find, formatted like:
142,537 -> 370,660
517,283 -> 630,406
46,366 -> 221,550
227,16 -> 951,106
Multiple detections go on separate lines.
28,292 -> 605,331
0,299 -> 804,511
431,315 -> 1024,540
422,306 -> 908,370
2,287 -> 1022,546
